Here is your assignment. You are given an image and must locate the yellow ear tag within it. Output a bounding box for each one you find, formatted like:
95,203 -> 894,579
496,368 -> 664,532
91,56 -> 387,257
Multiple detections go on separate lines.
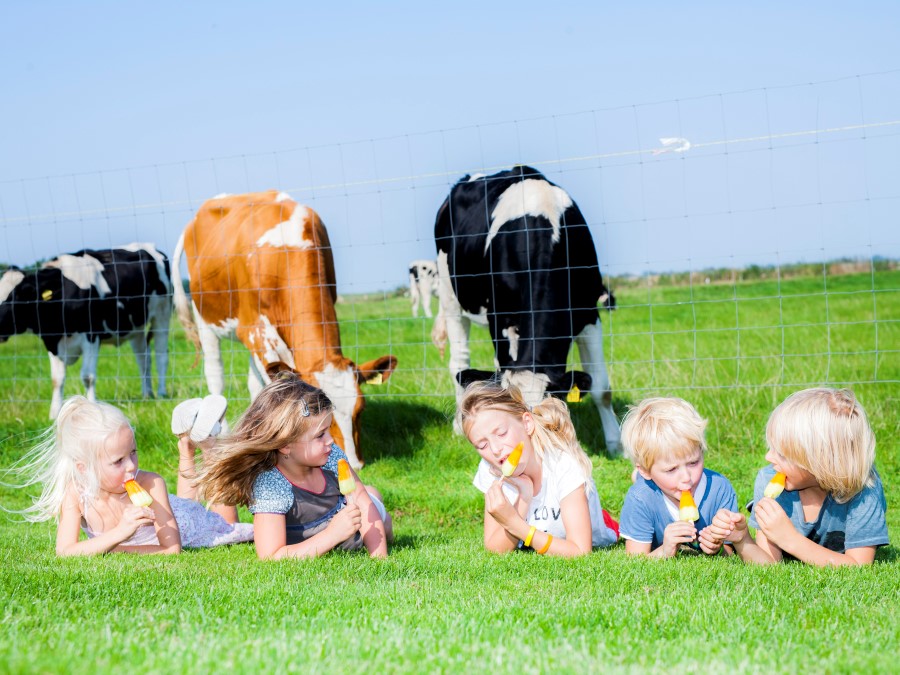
368,372 -> 383,385
41,289 -> 53,301
566,385 -> 582,403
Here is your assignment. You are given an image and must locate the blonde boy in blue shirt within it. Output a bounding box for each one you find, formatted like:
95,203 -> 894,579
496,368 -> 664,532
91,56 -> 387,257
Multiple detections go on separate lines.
619,397 -> 737,558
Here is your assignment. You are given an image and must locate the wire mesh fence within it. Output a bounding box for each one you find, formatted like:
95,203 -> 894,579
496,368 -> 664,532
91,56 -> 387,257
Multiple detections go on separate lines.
1,71 -> 898,414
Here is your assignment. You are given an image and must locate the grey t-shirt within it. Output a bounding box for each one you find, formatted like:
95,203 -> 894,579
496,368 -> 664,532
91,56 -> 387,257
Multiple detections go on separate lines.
749,465 -> 888,556
249,444 -> 363,551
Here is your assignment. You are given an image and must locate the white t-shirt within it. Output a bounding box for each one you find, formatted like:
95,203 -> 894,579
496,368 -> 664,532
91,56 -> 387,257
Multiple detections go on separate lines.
472,450 -> 617,548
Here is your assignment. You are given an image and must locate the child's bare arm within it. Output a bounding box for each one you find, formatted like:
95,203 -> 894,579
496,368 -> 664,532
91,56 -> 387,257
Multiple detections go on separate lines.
483,482 -> 526,552
56,488 -> 161,556
711,509 -> 777,564
550,489 -> 594,557
772,536 -> 877,566
254,508 -> 361,560
112,475 -> 181,555
351,473 -> 387,558
754,498 -> 875,566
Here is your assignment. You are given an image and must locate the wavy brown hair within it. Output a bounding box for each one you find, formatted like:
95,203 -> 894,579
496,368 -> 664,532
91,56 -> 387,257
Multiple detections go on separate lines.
197,374 -> 333,506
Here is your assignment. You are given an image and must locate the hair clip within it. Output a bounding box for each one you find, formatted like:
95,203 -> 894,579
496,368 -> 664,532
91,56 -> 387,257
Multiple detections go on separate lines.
299,398 -> 310,417
274,370 -> 298,382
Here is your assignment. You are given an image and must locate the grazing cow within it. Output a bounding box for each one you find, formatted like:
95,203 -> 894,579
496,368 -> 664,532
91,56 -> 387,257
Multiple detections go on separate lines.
409,259 -> 438,318
171,190 -> 397,469
0,244 -> 172,418
432,166 -> 620,454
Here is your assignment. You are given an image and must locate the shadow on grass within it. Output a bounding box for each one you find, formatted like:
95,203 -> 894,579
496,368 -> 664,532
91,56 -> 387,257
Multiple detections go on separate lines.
568,393 -> 635,459
359,399 -> 450,463
875,545 -> 899,563
388,533 -> 426,551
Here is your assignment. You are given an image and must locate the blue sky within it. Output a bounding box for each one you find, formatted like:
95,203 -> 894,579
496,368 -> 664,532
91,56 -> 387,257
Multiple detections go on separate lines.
2,2 -> 898,293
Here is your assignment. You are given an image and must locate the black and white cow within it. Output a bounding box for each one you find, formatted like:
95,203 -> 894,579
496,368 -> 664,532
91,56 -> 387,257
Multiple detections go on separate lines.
432,166 -> 620,454
409,259 -> 438,318
0,243 -> 172,418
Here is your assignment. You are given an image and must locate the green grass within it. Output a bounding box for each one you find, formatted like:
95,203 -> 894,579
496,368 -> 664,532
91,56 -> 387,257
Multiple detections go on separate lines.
1,270 -> 898,673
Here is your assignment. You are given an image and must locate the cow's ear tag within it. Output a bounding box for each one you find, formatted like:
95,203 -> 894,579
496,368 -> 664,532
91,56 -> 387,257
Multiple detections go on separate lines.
41,289 -> 53,301
566,385 -> 582,403
368,372 -> 384,385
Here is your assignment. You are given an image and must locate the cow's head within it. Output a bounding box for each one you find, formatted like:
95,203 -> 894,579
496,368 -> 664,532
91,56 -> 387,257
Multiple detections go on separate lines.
599,286 -> 616,310
457,368 -> 592,407
265,354 -> 398,469
0,268 -> 28,343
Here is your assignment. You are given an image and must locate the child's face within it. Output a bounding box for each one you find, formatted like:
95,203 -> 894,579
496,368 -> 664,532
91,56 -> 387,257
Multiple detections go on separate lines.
97,425 -> 138,493
466,408 -> 533,477
280,411 -> 335,468
638,449 -> 704,504
765,448 -> 819,491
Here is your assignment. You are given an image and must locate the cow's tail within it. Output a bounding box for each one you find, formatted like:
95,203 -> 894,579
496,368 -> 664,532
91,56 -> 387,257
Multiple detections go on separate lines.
170,232 -> 202,365
431,306 -> 447,359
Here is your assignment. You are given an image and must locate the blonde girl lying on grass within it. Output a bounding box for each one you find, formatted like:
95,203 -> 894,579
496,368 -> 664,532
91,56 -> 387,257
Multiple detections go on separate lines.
8,396 -> 252,555
458,381 -> 618,557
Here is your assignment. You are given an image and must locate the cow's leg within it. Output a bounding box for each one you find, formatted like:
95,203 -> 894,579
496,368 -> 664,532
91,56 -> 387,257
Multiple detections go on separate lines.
196,313 -> 225,396
247,356 -> 267,400
49,336 -> 88,418
47,351 -> 68,419
410,274 -> 421,317
239,321 -> 295,400
421,275 -> 434,319
435,251 -> 472,402
129,331 -> 154,398
575,321 -> 621,456
79,338 -> 101,405
147,293 -> 171,398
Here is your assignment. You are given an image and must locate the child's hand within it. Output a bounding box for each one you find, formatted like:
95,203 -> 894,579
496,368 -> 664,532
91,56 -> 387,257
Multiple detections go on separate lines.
661,520 -> 697,557
504,474 -> 534,504
485,481 -> 522,532
328,502 -> 362,542
753,497 -> 794,545
116,505 -> 155,538
710,509 -> 746,543
697,526 -> 724,555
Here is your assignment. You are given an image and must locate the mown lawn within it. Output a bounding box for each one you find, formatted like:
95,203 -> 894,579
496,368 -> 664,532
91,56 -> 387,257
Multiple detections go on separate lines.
1,270 -> 898,673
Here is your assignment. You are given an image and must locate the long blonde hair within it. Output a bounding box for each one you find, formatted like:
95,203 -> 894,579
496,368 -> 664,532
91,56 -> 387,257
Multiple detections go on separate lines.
456,381 -> 594,487
198,375 -> 334,506
766,388 -> 875,503
4,396 -> 132,521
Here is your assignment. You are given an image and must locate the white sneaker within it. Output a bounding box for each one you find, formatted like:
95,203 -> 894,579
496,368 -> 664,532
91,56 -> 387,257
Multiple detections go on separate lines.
171,398 -> 203,436
190,394 -> 228,444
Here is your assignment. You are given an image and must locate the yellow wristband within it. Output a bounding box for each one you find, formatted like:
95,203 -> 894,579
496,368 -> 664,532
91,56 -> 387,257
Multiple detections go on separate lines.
535,533 -> 553,555
524,526 -> 537,548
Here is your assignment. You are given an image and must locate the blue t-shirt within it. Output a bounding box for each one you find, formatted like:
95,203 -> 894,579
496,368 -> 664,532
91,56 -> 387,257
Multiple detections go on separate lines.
619,468 -> 738,549
748,465 -> 888,556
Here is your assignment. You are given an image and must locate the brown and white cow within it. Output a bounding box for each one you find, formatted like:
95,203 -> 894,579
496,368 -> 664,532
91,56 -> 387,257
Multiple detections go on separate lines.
172,191 -> 396,468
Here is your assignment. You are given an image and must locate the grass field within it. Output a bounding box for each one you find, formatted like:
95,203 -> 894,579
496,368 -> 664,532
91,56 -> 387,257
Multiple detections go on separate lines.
1,270 -> 898,673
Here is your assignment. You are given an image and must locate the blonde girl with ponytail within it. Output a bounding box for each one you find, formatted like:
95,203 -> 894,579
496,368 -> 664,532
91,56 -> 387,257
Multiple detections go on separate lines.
457,381 -> 618,557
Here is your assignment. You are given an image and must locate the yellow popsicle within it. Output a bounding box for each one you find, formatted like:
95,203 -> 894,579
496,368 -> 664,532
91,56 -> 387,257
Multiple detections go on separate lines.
337,459 -> 356,496
679,490 -> 699,522
501,442 -> 524,478
764,471 -> 787,498
123,479 -> 153,507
